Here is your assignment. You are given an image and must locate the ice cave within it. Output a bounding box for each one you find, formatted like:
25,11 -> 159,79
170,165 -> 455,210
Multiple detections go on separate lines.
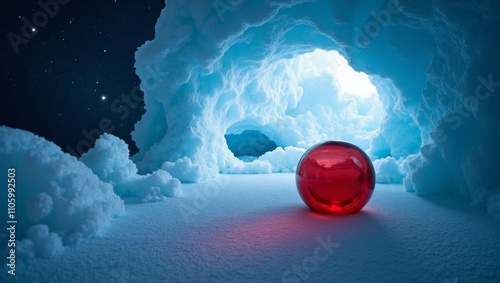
129,0 -> 499,212
1,0 -> 500,282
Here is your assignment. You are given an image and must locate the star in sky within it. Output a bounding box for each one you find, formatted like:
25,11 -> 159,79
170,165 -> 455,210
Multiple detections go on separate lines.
3,0 -> 161,157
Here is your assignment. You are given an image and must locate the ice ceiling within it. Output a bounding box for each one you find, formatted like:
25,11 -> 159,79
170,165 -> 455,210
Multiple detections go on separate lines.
1,0 -> 499,260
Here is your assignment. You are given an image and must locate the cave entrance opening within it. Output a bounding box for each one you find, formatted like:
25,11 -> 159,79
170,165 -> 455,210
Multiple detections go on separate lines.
225,130 -> 278,161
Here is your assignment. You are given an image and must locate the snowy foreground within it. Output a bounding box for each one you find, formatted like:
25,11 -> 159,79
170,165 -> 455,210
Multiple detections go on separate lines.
8,174 -> 500,283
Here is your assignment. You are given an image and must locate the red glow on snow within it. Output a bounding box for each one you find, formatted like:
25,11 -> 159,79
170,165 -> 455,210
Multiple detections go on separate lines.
203,207 -> 338,255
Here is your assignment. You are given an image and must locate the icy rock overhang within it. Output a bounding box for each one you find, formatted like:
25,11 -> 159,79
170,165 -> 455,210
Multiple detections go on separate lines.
132,0 -> 500,217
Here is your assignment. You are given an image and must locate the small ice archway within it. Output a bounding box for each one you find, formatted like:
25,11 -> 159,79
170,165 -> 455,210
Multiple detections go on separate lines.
225,130 -> 278,161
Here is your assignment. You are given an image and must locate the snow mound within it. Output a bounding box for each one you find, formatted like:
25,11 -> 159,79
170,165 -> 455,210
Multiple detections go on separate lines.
373,157 -> 405,184
0,126 -> 124,260
80,134 -> 181,202
160,156 -> 203,183
258,146 -> 306,173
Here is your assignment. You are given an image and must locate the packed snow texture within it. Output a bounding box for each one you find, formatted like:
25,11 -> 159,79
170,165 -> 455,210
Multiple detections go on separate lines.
8,174 -> 500,282
131,0 -> 500,217
0,127 -> 125,259
80,134 -> 181,201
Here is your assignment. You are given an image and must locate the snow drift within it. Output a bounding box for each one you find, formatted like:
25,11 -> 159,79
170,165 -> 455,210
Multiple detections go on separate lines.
0,127 -> 182,262
131,0 -> 500,217
80,134 -> 181,202
0,127 -> 125,259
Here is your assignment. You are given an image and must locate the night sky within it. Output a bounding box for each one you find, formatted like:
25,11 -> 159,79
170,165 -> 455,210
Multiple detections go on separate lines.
0,0 -> 166,156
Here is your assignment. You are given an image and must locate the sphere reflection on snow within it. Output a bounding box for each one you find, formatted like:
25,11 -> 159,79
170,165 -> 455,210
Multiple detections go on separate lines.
296,141 -> 375,215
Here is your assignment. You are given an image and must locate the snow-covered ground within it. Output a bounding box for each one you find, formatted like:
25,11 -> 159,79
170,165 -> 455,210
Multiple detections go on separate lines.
7,174 -> 500,283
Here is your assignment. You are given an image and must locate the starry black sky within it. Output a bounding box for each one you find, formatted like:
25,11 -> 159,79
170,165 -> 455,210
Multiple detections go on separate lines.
0,0 -> 166,156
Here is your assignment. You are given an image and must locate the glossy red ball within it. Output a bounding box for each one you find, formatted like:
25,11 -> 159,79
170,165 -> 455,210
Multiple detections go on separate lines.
296,141 -> 375,215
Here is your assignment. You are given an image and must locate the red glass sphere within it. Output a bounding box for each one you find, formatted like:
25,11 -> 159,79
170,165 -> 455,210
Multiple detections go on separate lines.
296,141 -> 375,215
